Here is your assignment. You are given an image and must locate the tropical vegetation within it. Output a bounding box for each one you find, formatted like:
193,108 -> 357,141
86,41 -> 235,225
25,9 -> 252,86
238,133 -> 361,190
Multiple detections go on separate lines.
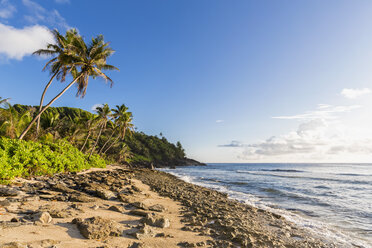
0,28 -> 187,183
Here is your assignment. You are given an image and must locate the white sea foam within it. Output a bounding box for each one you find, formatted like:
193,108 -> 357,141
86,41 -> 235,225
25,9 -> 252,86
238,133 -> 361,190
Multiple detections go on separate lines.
160,168 -> 370,248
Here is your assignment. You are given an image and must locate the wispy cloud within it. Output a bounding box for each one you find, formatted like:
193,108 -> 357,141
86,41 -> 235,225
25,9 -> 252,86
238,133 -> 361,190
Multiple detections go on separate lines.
0,23 -> 53,60
272,104 -> 360,120
216,120 -> 224,123
0,0 -> 16,19
22,0 -> 70,29
55,0 -> 70,4
219,140 -> 244,147
341,88 -> 371,99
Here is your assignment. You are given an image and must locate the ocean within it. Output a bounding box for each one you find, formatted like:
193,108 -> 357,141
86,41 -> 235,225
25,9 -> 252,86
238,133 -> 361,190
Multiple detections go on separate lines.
160,163 -> 372,247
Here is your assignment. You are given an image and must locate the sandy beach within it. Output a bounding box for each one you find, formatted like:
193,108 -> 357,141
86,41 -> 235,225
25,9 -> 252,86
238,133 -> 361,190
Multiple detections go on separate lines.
0,166 -> 335,248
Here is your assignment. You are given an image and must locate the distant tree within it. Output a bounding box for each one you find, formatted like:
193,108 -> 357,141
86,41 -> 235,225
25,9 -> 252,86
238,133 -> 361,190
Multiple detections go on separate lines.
103,104 -> 134,154
89,104 -> 111,159
0,103 -> 32,139
80,114 -> 98,152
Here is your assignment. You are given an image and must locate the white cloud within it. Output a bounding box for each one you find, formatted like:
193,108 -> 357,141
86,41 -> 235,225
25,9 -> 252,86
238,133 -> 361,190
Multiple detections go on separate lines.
0,23 -> 53,60
91,104 -> 103,111
341,88 -> 371,99
238,117 -> 372,161
273,104 -> 361,120
0,0 -> 16,19
22,0 -> 70,29
216,120 -> 224,123
221,103 -> 372,162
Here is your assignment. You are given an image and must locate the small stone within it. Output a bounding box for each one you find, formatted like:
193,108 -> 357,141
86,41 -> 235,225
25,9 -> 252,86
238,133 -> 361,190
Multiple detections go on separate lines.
131,202 -> 147,210
133,224 -> 157,240
108,205 -> 125,213
49,209 -> 70,218
96,189 -> 116,200
128,242 -> 148,248
31,211 -> 53,224
91,205 -> 100,210
10,217 -> 19,222
142,213 -> 170,228
148,204 -> 166,212
129,210 -> 148,217
69,193 -> 95,203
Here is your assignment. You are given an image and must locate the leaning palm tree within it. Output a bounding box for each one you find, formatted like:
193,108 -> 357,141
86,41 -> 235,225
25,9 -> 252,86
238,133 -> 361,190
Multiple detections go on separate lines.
18,33 -> 118,140
33,29 -> 79,135
98,120 -> 117,154
80,114 -> 98,152
103,104 -> 134,154
88,104 -> 111,158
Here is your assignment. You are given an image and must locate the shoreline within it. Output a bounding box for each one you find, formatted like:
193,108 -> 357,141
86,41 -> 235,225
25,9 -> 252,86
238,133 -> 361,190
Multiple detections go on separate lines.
135,169 -> 338,248
0,166 -> 335,247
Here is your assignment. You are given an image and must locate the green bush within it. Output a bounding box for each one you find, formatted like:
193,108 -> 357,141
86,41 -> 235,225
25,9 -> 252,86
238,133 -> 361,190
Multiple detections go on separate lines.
0,137 -> 106,183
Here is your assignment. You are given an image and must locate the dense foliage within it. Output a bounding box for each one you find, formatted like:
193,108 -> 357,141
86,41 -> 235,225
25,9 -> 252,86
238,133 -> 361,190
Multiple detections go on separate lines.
1,104 -> 186,166
0,137 -> 105,183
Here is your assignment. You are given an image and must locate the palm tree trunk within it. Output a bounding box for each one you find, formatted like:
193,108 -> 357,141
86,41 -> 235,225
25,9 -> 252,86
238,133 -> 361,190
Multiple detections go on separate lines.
36,71 -> 58,135
103,135 -> 120,154
89,124 -> 104,159
98,130 -> 115,154
80,131 -> 91,152
18,75 -> 81,140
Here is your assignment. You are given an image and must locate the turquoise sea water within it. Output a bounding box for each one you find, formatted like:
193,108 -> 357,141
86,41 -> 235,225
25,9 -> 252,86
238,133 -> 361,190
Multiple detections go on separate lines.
160,163 -> 372,248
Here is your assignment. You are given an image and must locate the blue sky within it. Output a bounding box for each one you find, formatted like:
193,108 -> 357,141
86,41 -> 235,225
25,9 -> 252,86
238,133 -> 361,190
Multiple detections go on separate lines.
1,0 -> 372,163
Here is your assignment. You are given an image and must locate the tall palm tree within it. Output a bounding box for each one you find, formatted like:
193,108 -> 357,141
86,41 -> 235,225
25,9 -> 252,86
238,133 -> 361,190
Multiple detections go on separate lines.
33,29 -> 79,135
88,104 -> 111,159
18,33 -> 118,140
103,104 -> 134,154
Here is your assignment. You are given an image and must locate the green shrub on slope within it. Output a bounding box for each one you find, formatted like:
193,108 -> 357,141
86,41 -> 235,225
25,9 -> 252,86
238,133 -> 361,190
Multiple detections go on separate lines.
0,137 -> 105,183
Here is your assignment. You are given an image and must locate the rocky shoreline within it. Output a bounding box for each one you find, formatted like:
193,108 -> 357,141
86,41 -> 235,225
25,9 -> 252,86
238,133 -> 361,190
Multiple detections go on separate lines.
0,166 -> 336,247
134,169 -> 338,248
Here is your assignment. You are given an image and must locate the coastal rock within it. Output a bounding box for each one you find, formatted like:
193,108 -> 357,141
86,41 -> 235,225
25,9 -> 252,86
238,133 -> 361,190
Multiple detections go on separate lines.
131,202 -> 148,210
49,209 -> 71,218
51,183 -> 75,194
129,210 -> 149,217
69,193 -> 95,203
0,242 -> 26,248
148,204 -> 166,212
96,188 -> 116,200
142,213 -> 170,228
128,242 -> 150,248
0,187 -> 19,197
73,216 -> 123,239
0,200 -> 11,207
